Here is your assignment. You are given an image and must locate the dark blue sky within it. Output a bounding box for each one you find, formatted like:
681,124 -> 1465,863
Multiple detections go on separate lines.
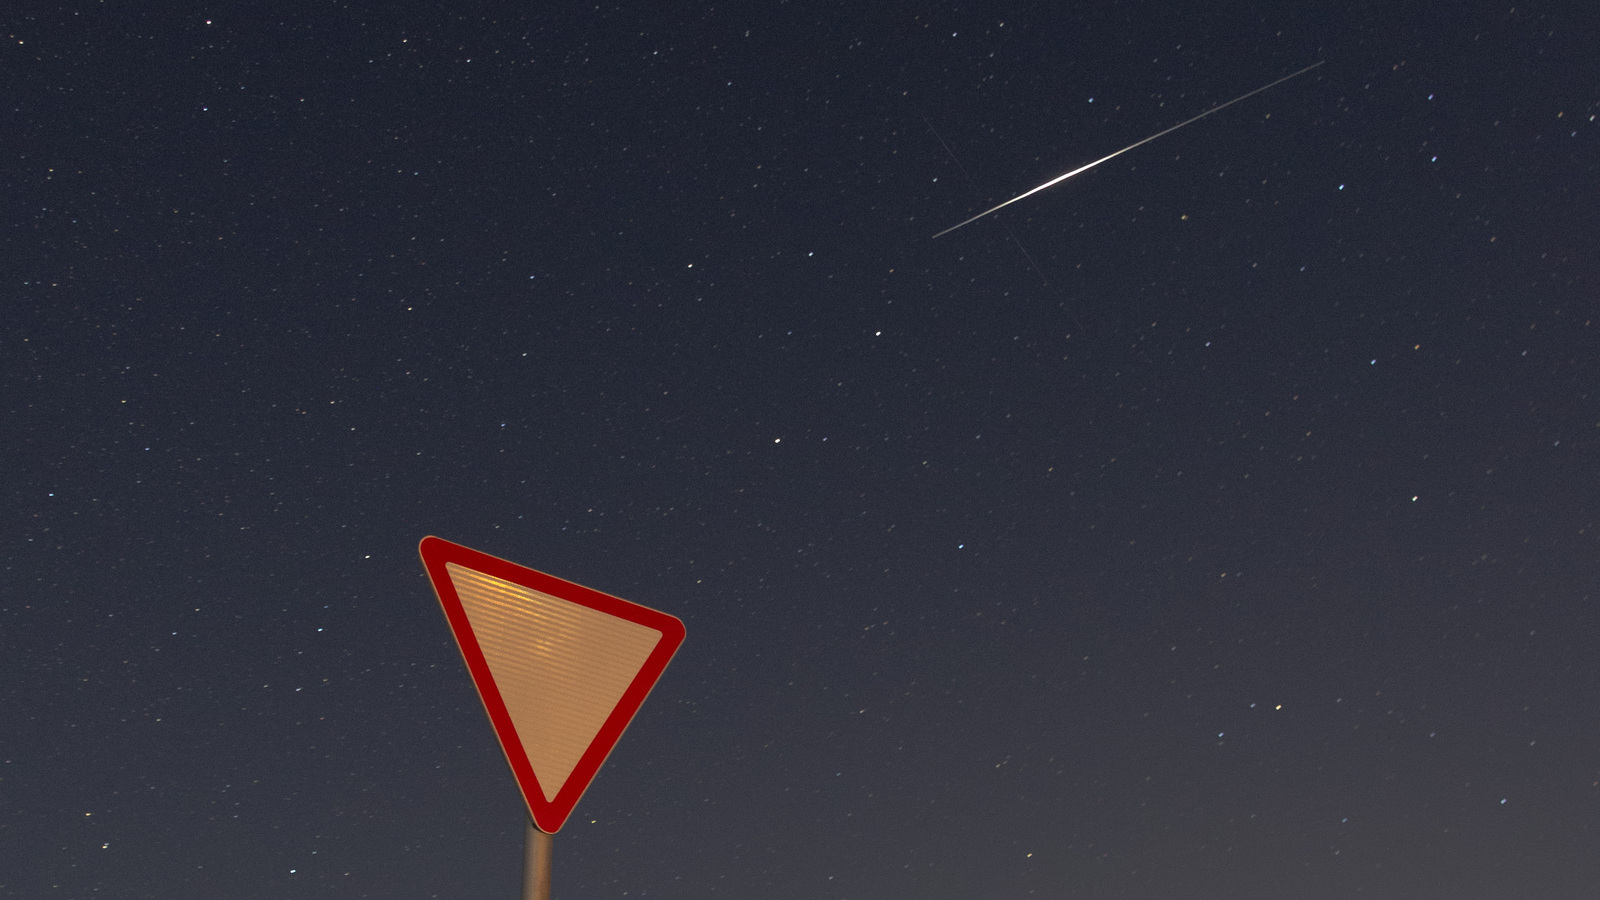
5,3 -> 1598,898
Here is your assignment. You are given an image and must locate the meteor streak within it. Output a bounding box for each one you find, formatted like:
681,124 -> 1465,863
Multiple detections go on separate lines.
932,61 -> 1324,239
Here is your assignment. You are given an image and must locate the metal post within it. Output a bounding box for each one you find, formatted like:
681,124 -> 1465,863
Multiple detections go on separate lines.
522,817 -> 552,900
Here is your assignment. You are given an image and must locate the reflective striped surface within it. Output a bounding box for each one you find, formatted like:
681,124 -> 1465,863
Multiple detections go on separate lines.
446,562 -> 663,800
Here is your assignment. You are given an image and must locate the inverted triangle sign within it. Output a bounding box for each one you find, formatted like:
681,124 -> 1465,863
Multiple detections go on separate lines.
419,536 -> 686,833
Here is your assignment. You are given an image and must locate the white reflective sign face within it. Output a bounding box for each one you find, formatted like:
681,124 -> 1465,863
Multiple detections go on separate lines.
446,563 -> 663,800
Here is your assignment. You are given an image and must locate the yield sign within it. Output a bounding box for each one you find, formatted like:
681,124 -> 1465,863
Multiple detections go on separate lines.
418,536 -> 686,833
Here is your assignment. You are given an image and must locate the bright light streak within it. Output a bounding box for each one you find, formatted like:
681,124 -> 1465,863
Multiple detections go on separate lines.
932,61 -> 1325,239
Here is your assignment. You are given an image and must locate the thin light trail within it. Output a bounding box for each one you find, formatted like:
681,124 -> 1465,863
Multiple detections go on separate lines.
932,61 -> 1324,239
924,116 -> 1054,287
925,114 -> 1085,333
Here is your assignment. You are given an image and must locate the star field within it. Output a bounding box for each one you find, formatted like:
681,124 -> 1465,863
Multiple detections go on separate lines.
4,3 -> 1598,898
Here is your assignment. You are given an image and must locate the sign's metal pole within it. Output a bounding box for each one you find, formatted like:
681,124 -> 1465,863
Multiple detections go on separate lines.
522,817 -> 552,900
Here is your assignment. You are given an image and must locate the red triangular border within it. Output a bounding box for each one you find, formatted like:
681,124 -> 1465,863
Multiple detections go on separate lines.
418,536 -> 686,833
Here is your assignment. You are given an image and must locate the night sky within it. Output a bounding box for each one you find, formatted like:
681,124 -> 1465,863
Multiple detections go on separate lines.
6,3 -> 1599,898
